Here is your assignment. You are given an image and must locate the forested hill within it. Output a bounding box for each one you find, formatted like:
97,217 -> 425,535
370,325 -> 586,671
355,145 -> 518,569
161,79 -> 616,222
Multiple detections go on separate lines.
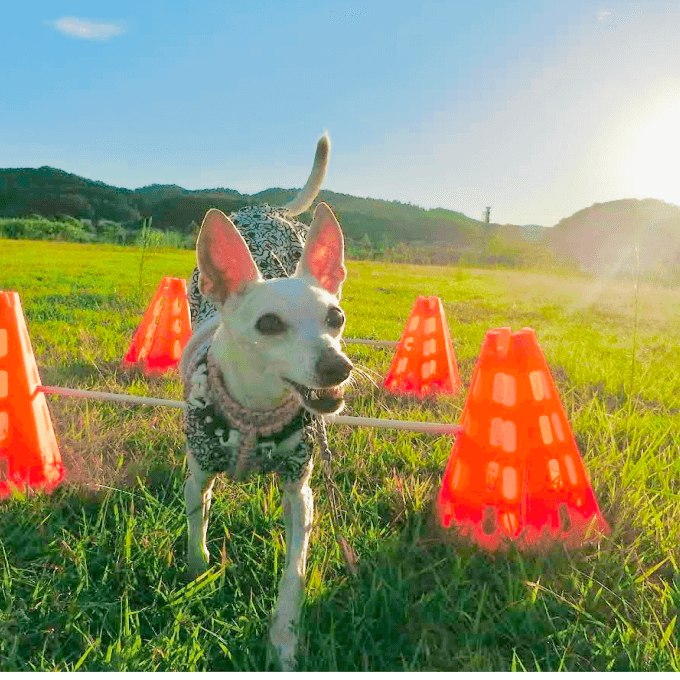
4,166 -> 679,277
547,198 -> 680,275
0,166 -> 539,249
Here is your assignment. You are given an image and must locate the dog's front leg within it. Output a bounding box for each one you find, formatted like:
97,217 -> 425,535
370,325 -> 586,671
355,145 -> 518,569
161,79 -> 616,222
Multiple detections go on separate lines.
184,450 -> 216,578
270,462 -> 314,671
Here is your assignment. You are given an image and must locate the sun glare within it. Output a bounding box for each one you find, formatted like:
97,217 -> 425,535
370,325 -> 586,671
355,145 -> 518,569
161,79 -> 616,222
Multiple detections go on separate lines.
628,106 -> 680,207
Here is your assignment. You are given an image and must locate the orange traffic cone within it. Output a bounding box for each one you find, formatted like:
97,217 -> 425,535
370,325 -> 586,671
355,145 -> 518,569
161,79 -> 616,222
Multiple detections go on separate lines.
0,292 -> 64,497
436,327 -> 610,552
122,277 -> 192,375
384,296 -> 461,397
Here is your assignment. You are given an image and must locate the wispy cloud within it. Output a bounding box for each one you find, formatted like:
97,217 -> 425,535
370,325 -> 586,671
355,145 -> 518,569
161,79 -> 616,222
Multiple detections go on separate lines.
598,10 -> 613,22
49,16 -> 125,41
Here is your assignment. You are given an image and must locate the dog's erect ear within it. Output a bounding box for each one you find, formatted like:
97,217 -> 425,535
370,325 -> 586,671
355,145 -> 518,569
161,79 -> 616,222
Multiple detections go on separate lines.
196,208 -> 261,304
295,202 -> 346,297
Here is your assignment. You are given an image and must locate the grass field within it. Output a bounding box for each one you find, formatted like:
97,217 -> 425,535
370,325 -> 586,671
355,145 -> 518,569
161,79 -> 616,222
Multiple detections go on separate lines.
1,238 -> 679,671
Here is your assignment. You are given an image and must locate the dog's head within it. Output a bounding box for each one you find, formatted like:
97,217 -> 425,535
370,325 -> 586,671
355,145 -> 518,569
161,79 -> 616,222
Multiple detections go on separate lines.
195,202 -> 352,414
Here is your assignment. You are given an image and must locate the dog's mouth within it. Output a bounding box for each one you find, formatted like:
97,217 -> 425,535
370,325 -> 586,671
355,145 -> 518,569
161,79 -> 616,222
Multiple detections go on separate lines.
283,378 -> 346,415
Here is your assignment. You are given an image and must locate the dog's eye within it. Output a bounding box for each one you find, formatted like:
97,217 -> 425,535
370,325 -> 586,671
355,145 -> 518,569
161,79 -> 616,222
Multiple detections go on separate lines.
256,313 -> 287,335
326,307 -> 345,329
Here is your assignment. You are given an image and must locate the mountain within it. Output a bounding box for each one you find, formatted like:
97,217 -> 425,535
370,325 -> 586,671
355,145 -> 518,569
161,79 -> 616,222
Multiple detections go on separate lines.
547,198 -> 680,275
0,166 -> 140,223
518,224 -> 548,242
0,166 -> 518,246
4,166 -> 677,277
134,184 -> 244,199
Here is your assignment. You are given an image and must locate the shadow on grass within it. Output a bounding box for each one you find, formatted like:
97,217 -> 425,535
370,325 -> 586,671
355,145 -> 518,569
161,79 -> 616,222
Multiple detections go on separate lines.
1,464 -> 278,671
296,514 -> 622,672
1,467 -> 677,671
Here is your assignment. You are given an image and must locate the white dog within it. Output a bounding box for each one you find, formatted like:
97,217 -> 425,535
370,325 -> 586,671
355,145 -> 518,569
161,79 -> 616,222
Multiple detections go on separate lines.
180,134 -> 352,670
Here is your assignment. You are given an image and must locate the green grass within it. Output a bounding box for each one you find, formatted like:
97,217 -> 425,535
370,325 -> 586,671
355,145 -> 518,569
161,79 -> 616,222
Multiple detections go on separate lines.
1,241 -> 679,670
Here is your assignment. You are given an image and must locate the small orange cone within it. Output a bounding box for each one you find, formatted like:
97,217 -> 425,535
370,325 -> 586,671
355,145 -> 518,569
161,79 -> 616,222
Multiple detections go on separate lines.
384,296 -> 461,397
0,292 -> 64,497
122,277 -> 192,375
436,327 -> 610,552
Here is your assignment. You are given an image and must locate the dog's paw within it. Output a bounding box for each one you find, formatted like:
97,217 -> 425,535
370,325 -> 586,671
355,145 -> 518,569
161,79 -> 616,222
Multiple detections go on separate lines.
273,644 -> 297,672
187,552 -> 209,579
270,623 -> 298,671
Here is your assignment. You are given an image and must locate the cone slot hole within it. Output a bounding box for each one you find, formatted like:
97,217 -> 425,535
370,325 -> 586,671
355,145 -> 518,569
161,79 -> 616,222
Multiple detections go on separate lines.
489,419 -> 518,453
0,411 -> 8,443
548,458 -> 562,490
449,459 -> 467,491
551,413 -> 565,442
152,298 -> 164,317
0,456 -> 7,483
421,359 -> 436,380
172,339 -> 182,360
485,461 -> 499,490
495,328 -> 511,361
423,338 -> 437,357
500,511 -> 519,536
563,454 -> 579,485
558,503 -> 572,532
408,315 -> 420,332
492,372 -> 516,406
424,317 -> 437,334
0,329 -> 7,358
502,466 -> 518,500
529,370 -> 546,401
504,421 -> 517,452
0,370 -> 7,399
539,415 -> 553,445
481,506 -> 496,535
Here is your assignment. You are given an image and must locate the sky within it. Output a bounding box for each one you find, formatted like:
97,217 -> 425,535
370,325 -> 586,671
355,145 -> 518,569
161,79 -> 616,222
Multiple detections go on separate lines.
3,1 -> 680,227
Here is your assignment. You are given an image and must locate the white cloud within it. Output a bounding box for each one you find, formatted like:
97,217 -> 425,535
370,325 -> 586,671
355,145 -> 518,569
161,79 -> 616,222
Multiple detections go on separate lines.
598,10 -> 613,22
50,16 -> 125,40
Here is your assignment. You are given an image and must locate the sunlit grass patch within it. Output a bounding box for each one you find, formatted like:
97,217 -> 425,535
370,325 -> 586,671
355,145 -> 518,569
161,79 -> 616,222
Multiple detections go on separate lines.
0,240 -> 678,670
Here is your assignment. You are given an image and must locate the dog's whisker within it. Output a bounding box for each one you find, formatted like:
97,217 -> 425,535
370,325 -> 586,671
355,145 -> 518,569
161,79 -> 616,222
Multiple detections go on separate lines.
339,355 -> 381,381
355,364 -> 382,380
348,364 -> 379,389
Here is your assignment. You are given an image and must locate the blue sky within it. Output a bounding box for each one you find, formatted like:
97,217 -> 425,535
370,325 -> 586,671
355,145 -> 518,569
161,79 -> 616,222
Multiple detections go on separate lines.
3,1 -> 680,226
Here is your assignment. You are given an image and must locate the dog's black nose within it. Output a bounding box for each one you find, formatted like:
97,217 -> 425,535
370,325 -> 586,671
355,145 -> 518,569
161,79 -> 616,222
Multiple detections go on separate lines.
316,348 -> 353,386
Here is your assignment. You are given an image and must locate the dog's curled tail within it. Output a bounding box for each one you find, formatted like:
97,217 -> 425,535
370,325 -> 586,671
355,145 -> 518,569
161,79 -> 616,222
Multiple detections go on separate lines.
283,132 -> 330,217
